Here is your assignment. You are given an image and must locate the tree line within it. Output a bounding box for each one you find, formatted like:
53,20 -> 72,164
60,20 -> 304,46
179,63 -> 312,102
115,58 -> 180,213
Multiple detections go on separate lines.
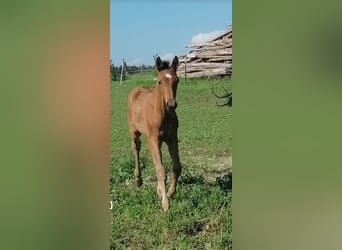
110,60 -> 154,81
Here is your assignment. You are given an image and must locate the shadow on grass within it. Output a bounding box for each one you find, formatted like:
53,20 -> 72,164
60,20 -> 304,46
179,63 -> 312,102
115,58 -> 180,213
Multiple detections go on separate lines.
110,159 -> 232,194
179,172 -> 205,185
215,172 -> 232,192
179,168 -> 232,193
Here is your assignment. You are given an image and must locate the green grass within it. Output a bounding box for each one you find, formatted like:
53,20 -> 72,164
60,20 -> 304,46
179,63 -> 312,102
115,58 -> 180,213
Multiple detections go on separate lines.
110,74 -> 232,249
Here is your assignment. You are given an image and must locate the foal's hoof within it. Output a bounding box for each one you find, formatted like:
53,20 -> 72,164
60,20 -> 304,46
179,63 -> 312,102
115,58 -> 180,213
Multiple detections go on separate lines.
167,189 -> 175,198
136,178 -> 143,187
162,199 -> 169,212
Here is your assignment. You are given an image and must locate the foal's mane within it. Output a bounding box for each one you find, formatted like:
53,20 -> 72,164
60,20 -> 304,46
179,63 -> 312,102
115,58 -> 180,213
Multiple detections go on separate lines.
157,60 -> 171,71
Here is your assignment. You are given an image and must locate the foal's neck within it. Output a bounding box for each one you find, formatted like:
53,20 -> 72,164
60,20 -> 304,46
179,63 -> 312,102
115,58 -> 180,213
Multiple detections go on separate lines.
152,83 -> 166,117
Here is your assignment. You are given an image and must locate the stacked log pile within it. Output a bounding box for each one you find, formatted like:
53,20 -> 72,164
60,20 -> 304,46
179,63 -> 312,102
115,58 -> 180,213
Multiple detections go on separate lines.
178,28 -> 232,78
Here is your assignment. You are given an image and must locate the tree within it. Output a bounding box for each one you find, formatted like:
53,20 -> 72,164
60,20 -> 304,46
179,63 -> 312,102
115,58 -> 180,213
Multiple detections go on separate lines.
110,60 -> 117,81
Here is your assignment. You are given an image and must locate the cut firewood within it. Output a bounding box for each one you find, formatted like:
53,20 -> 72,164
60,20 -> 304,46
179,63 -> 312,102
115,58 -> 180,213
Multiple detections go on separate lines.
178,27 -> 232,78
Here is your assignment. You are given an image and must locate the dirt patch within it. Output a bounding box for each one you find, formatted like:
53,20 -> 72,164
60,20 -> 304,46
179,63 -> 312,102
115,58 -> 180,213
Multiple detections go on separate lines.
185,218 -> 219,237
186,220 -> 205,236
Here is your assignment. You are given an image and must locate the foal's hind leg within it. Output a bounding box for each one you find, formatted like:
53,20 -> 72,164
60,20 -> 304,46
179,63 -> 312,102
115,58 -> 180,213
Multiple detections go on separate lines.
166,136 -> 182,198
131,133 -> 142,186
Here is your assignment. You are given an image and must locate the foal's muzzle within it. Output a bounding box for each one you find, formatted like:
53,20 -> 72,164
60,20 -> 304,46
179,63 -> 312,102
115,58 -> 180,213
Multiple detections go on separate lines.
166,100 -> 177,111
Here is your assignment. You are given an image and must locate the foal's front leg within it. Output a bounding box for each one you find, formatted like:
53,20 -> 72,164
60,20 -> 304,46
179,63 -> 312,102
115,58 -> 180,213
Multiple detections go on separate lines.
147,135 -> 169,212
166,135 -> 182,198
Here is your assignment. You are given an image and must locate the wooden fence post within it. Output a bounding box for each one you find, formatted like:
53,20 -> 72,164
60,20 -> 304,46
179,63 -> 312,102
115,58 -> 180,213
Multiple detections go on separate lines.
120,58 -> 125,85
184,60 -> 187,84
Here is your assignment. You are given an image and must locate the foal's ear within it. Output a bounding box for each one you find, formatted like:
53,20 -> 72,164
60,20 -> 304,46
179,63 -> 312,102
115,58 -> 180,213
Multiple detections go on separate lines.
171,56 -> 179,70
155,56 -> 163,71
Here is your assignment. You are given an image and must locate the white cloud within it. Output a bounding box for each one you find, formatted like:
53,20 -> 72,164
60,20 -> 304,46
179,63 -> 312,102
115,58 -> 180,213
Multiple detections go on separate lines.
160,53 -> 174,62
191,30 -> 226,45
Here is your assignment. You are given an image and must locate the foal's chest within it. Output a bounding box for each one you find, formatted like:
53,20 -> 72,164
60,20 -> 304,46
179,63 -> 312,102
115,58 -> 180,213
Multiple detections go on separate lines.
159,112 -> 178,140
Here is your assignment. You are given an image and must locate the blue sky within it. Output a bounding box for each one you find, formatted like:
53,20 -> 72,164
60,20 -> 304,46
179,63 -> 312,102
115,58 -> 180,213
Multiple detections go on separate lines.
110,0 -> 232,66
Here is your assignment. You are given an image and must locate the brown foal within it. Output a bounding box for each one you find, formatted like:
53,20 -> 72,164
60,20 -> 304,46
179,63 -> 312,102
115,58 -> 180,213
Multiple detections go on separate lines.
127,56 -> 182,211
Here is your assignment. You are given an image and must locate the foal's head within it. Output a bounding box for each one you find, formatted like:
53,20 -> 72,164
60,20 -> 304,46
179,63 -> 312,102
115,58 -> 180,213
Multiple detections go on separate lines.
155,56 -> 179,111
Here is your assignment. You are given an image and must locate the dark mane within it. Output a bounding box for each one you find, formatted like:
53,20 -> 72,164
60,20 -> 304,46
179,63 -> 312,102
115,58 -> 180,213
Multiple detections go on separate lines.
158,60 -> 170,70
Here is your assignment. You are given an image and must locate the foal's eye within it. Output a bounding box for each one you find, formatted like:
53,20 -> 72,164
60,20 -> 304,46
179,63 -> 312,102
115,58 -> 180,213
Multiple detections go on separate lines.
158,80 -> 162,84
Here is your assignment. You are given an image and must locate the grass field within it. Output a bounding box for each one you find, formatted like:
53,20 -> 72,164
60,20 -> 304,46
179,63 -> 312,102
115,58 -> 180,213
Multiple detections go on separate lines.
110,72 -> 232,249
